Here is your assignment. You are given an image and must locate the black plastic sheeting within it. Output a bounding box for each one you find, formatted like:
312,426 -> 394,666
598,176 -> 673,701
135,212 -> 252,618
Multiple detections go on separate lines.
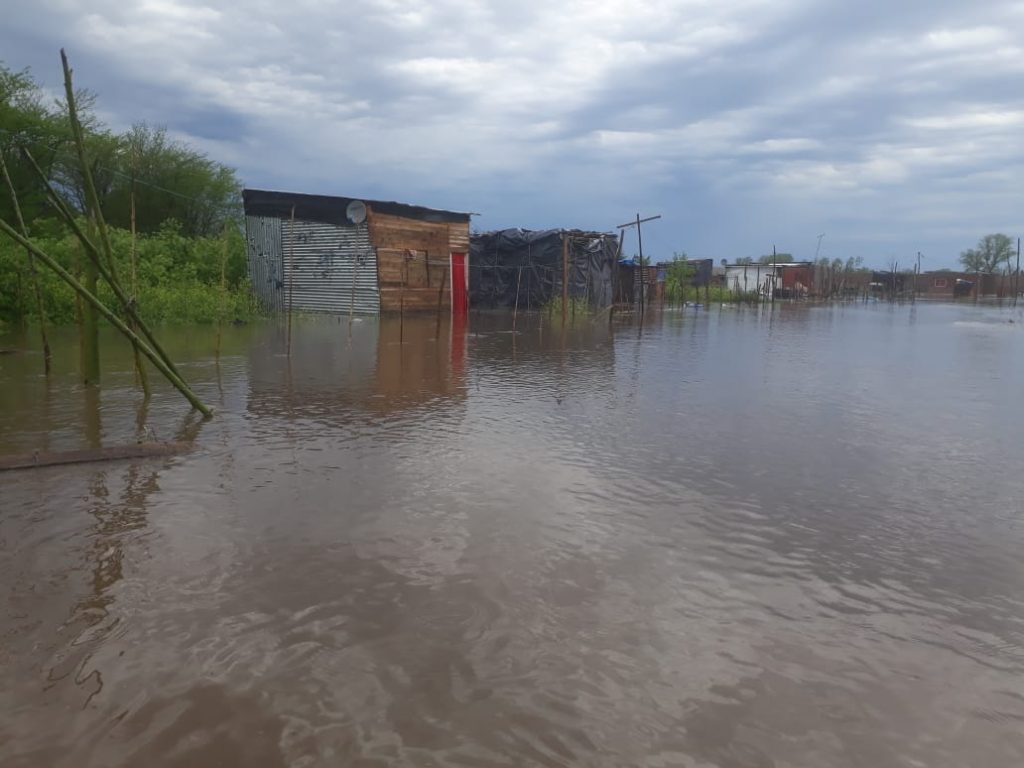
469,229 -> 620,310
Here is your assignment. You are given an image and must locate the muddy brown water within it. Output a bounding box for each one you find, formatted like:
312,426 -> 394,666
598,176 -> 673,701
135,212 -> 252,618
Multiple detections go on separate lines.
2,304 -> 1024,767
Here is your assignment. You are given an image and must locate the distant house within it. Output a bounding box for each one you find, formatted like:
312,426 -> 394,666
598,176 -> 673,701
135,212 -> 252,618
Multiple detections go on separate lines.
243,189 -> 471,315
724,262 -> 779,296
915,270 -> 1019,299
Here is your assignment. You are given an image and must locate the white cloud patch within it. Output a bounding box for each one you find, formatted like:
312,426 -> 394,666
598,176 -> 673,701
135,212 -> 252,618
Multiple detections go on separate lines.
4,0 -> 1022,264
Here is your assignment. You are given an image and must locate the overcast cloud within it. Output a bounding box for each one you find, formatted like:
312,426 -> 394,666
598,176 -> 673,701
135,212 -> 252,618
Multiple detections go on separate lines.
5,0 -> 1023,266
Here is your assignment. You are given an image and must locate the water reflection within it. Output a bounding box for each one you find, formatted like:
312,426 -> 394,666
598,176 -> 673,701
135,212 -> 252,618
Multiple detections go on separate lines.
2,305 -> 1024,767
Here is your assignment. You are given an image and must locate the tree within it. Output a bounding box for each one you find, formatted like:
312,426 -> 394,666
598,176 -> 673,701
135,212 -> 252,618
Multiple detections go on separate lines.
758,252 -> 793,264
664,255 -> 696,304
0,63 -> 70,226
54,123 -> 241,237
960,234 -> 1013,273
735,256 -> 754,265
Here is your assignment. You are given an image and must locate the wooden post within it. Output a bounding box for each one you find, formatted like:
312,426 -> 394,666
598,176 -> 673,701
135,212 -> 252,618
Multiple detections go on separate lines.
60,51 -> 99,386
435,263 -> 448,341
216,225 -> 229,359
561,232 -> 569,328
513,264 -> 523,331
0,149 -> 51,375
636,214 -> 646,327
400,252 -> 407,344
1015,238 -> 1020,308
286,204 -> 295,356
610,230 -> 623,329
129,144 -> 149,394
348,251 -> 360,341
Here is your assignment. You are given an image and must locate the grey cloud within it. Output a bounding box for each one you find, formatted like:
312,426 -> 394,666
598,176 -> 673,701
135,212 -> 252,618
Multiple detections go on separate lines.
3,0 -> 1021,265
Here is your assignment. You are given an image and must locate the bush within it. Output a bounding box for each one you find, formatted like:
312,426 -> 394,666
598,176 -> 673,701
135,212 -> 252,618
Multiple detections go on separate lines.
0,219 -> 258,325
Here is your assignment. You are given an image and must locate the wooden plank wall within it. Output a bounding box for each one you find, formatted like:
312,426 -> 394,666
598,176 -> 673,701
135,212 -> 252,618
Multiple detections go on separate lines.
368,209 -> 471,312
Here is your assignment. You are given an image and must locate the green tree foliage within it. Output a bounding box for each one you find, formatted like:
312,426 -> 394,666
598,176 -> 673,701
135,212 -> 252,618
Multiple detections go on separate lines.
758,252 -> 793,263
0,64 -> 70,226
735,256 -> 754,265
2,62 -> 240,238
959,234 -> 1014,273
664,254 -> 696,304
53,124 -> 240,237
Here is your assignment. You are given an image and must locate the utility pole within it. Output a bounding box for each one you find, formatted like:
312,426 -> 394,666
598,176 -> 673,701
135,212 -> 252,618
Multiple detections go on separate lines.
1015,238 -> 1020,308
814,233 -> 825,296
915,251 -> 922,301
617,213 -> 661,327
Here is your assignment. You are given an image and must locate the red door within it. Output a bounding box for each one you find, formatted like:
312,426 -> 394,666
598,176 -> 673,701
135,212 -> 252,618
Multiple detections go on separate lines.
450,252 -> 468,316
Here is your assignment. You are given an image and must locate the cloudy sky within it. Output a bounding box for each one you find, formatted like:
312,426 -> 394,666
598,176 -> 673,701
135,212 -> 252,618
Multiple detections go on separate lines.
4,0 -> 1022,266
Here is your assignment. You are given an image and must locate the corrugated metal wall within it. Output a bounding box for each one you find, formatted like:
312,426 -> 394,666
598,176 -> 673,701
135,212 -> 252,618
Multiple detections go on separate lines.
245,215 -> 284,312
245,215 -> 380,315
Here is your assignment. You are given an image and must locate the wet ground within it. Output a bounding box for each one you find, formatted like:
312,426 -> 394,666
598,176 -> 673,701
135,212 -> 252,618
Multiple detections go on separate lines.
2,303 -> 1024,767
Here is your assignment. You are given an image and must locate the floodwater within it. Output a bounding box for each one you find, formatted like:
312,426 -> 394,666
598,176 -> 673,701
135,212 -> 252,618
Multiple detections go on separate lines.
2,303 -> 1024,768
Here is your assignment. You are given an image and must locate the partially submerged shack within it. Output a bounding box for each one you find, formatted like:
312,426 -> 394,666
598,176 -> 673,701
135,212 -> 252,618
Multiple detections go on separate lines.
243,189 -> 471,315
469,229 -> 620,310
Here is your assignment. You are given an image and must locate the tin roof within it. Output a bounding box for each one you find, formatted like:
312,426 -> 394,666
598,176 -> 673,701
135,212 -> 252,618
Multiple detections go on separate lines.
243,188 -> 472,226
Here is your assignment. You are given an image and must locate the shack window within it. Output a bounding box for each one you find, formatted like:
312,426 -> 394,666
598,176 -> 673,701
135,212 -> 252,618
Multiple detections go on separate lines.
933,278 -> 948,288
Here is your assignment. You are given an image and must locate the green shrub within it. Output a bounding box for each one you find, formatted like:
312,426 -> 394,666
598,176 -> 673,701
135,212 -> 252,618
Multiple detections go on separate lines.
0,219 -> 259,325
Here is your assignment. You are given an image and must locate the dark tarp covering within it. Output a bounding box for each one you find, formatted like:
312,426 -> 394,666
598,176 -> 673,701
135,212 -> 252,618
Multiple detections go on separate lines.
469,229 -> 619,309
689,259 -> 713,287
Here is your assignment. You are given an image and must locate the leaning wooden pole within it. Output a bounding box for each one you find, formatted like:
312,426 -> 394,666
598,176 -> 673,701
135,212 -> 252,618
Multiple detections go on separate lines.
0,220 -> 212,417
0,149 -> 51,375
63,50 -> 157,387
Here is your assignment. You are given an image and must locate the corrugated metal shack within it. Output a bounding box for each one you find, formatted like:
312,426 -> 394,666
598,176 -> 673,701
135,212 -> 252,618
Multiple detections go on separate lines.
469,229 -> 620,310
243,189 -> 471,315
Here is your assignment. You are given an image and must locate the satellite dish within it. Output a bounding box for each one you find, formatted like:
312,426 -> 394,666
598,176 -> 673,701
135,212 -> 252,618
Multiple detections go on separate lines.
346,200 -> 367,224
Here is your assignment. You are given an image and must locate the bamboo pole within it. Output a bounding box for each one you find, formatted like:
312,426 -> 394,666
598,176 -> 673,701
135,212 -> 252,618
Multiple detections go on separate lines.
0,149 -> 51,375
0,220 -> 212,416
61,54 -> 152,386
60,50 -> 105,385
